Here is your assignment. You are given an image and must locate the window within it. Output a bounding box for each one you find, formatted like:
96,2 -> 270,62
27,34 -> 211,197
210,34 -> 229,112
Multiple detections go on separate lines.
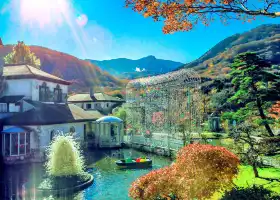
0,103 -> 7,112
3,132 -> 30,156
86,103 -> 92,109
107,103 -> 110,108
39,82 -> 49,102
11,133 -> 18,155
19,133 -> 25,154
50,130 -> 57,141
26,132 -> 30,153
5,134 -> 10,156
69,126 -> 75,134
54,84 -> 62,102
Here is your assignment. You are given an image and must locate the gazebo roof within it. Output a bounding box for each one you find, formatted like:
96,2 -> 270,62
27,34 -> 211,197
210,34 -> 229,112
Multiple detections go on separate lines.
2,126 -> 31,133
96,116 -> 123,123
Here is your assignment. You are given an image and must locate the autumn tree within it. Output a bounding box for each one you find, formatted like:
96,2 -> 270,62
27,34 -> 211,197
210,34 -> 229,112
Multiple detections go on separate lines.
125,0 -> 280,33
129,144 -> 240,200
270,101 -> 280,121
4,41 -> 41,69
223,52 -> 280,137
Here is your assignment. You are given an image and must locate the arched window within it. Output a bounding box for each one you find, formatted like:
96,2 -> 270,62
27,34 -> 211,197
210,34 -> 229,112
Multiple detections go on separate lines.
54,84 -> 62,102
39,82 -> 49,102
50,130 -> 58,141
69,126 -> 75,134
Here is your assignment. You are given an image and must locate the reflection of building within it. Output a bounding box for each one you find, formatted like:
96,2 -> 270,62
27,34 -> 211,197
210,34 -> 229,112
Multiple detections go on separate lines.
68,89 -> 125,115
0,64 -> 103,164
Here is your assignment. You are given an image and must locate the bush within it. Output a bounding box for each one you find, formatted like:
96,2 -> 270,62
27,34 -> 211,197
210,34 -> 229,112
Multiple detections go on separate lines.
46,135 -> 85,177
213,133 -> 223,138
221,185 -> 278,200
129,144 -> 240,200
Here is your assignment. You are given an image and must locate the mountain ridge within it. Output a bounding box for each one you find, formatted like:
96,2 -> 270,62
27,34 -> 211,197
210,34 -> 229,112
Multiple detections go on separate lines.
86,56 -> 183,79
0,45 -> 126,92
178,24 -> 280,77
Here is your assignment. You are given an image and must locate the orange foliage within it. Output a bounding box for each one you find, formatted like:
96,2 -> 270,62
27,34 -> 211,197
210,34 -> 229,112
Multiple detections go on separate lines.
221,67 -> 231,74
129,144 -> 240,200
125,0 -> 276,34
269,101 -> 280,120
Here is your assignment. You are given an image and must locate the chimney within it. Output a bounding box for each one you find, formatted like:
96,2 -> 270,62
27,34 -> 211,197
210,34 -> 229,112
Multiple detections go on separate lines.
89,87 -> 97,100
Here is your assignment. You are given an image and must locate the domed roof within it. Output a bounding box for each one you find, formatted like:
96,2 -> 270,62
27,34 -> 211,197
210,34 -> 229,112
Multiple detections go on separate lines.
96,116 -> 123,123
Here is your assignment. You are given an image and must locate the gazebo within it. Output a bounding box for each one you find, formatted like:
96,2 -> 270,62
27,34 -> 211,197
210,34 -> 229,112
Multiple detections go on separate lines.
1,126 -> 32,163
93,116 -> 124,148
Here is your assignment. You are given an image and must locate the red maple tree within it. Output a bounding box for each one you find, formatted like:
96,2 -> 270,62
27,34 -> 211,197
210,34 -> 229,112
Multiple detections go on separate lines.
269,101 -> 280,120
129,144 -> 240,199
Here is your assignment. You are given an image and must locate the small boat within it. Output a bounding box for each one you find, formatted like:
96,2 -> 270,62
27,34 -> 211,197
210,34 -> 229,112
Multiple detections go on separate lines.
115,158 -> 152,169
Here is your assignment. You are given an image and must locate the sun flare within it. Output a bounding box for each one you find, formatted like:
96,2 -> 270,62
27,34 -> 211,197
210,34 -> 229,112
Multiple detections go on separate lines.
18,0 -> 71,28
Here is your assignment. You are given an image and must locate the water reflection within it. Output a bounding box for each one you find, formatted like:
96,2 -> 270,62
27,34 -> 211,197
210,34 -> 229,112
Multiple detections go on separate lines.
1,149 -> 172,200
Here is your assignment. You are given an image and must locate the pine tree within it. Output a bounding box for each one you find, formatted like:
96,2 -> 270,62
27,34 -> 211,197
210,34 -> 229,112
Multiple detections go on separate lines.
224,52 -> 280,136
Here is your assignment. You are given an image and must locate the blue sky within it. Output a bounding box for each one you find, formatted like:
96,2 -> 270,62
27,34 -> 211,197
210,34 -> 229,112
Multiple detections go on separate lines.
0,0 -> 279,63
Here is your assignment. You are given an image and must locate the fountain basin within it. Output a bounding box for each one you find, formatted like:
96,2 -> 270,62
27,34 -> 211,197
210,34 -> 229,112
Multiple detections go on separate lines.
36,173 -> 94,196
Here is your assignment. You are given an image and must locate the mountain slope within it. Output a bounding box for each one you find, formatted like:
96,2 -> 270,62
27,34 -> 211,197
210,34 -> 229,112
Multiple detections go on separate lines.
87,55 -> 183,79
0,45 -> 126,92
179,24 -> 280,77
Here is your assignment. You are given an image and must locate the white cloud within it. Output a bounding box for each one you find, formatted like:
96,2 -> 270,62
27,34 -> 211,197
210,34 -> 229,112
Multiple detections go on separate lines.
135,67 -> 141,72
135,67 -> 146,72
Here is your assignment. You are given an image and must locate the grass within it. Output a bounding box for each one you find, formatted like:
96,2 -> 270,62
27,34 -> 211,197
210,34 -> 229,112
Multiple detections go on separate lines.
234,166 -> 280,193
191,132 -> 229,139
269,154 -> 280,161
211,165 -> 280,200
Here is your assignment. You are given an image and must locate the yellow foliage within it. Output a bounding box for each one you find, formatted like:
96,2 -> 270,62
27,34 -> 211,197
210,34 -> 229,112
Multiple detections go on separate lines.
4,41 -> 41,68
46,135 -> 85,177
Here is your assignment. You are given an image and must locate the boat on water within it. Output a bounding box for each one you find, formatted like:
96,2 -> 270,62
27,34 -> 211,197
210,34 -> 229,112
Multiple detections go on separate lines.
115,158 -> 152,169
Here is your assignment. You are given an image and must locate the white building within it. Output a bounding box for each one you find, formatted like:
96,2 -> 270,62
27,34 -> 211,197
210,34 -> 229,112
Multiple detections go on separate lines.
68,89 -> 125,115
0,64 -> 104,164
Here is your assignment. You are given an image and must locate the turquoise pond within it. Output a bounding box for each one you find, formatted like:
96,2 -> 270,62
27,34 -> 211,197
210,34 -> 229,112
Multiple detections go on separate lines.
1,149 -> 173,200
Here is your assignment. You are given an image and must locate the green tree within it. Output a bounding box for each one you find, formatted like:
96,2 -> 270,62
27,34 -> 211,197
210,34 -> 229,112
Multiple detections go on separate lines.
4,41 -> 41,69
224,52 -> 280,137
113,106 -> 127,133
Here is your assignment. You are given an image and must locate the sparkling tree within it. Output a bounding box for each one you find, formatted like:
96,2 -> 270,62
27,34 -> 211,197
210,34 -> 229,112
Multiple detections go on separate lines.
126,69 -> 202,151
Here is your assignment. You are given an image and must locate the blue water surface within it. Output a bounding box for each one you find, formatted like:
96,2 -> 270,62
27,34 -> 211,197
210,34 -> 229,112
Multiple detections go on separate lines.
1,149 -> 172,200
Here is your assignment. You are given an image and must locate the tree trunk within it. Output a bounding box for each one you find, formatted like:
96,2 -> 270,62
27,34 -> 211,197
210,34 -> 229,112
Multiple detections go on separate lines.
182,131 -> 187,146
256,98 -> 274,137
252,162 -> 259,178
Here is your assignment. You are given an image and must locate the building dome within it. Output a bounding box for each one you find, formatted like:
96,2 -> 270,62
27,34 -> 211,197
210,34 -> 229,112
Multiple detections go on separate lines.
96,116 -> 123,123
